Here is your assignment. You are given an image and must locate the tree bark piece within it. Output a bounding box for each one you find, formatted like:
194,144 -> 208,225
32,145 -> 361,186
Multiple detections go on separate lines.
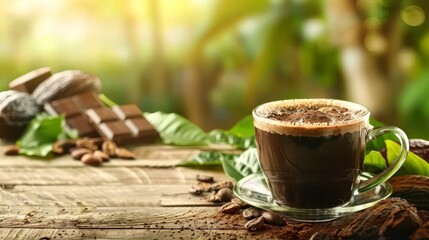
389,175 -> 429,210
337,198 -> 422,240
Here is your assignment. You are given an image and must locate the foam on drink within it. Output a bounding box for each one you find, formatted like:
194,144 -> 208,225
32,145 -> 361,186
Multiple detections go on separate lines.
253,99 -> 369,136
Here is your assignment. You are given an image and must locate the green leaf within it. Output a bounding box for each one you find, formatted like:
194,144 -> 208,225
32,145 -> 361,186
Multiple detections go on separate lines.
228,115 -> 254,137
363,151 -> 387,174
366,119 -> 397,152
17,114 -> 76,157
221,148 -> 260,181
176,151 -> 236,167
144,112 -> 209,146
208,130 -> 255,149
208,115 -> 256,149
386,140 -> 429,176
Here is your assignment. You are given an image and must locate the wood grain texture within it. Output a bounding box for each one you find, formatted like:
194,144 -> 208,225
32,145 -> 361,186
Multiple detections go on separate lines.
0,140 -> 249,239
1,185 -> 220,207
0,167 -> 228,185
0,228 -> 272,240
0,206 -> 238,229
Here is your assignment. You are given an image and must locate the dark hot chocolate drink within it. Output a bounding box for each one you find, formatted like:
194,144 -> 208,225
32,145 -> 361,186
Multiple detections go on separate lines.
253,99 -> 369,209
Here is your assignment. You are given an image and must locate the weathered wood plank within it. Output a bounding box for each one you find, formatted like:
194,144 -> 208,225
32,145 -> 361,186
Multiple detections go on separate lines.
0,206 -> 347,240
0,142 -> 239,168
0,228 -> 273,240
1,185 -> 219,207
0,167 -> 228,186
0,206 -> 237,229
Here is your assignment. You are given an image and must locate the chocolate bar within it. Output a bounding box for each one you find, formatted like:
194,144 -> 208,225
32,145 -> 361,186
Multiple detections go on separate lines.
86,105 -> 159,145
44,92 -> 103,137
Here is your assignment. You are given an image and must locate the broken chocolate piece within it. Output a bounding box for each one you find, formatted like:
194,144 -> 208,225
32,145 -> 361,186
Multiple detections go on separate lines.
44,92 -> 103,137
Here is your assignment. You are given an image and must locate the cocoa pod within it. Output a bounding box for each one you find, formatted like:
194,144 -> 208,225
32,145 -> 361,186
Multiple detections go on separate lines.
32,70 -> 101,105
410,221 -> 429,240
9,67 -> 52,93
389,175 -> 429,210
0,90 -> 40,140
409,139 -> 429,163
337,198 -> 422,240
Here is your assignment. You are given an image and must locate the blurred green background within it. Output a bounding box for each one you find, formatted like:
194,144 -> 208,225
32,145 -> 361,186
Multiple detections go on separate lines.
1,0 -> 428,138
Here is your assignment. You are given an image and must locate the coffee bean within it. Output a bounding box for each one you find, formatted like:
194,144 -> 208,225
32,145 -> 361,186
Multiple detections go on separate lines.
208,193 -> 222,203
93,150 -> 109,162
71,148 -> 92,160
196,174 -> 214,183
242,207 -> 261,220
220,202 -> 241,214
188,187 -> 203,196
245,216 -> 265,232
81,153 -> 102,166
56,139 -> 77,153
310,232 -> 331,240
231,198 -> 250,208
216,188 -> 233,202
4,145 -> 19,155
89,137 -> 104,149
76,138 -> 98,151
102,140 -> 117,157
115,147 -> 135,159
211,181 -> 233,191
196,182 -> 212,192
261,210 -> 285,226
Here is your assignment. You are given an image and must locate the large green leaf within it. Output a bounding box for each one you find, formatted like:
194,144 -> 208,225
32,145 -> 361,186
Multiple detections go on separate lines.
17,114 -> 78,157
228,115 -> 254,137
145,112 -> 209,146
363,150 -> 387,174
221,148 -> 260,181
366,118 -> 398,152
386,140 -> 429,176
208,115 -> 255,149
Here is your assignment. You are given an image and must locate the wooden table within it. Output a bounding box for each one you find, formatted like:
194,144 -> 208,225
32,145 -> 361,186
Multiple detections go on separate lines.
0,142 -> 276,239
1,141 -> 428,239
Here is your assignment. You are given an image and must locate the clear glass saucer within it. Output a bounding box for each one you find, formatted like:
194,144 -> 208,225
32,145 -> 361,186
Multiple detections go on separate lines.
233,172 -> 392,222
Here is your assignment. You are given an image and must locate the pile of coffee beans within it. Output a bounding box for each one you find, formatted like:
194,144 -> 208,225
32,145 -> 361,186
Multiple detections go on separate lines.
188,174 -> 286,232
4,137 -> 136,166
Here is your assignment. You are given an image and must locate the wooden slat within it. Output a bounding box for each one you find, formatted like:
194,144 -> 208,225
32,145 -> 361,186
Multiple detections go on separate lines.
0,228 -> 273,240
1,185 -> 221,207
0,206 -> 347,240
0,167 -> 228,185
0,142 -> 239,168
0,206 -> 239,229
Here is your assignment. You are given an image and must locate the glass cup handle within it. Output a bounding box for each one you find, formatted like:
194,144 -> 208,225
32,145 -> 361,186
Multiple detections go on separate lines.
358,126 -> 409,193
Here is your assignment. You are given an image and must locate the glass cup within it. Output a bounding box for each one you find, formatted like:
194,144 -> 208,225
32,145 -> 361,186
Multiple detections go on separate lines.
252,99 -> 408,215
